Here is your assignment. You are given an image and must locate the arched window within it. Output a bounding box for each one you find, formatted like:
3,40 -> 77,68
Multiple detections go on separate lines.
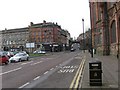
111,20 -> 116,43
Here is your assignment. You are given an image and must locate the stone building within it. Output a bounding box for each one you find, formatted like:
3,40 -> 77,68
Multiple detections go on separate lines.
0,31 -> 2,50
2,27 -> 29,51
89,1 -> 120,56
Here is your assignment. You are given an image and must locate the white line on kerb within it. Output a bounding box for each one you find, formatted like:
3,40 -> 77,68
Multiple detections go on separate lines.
0,67 -> 22,75
44,71 -> 48,75
33,76 -> 40,80
18,82 -> 30,88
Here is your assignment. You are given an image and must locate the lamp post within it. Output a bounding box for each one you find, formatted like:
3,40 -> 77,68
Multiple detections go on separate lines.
90,28 -> 93,57
82,18 -> 85,53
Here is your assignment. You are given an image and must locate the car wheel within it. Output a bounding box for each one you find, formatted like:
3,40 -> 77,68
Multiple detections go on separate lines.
19,58 -> 21,62
27,57 -> 29,61
5,60 -> 9,65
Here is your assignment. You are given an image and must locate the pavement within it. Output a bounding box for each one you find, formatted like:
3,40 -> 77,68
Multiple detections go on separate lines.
80,51 -> 119,90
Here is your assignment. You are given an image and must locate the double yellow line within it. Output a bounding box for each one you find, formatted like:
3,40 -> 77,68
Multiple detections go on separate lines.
69,56 -> 86,90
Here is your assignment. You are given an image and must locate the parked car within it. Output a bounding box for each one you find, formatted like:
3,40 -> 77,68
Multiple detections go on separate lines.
0,51 -> 9,65
33,50 -> 46,54
19,51 -> 27,54
12,51 -> 19,55
5,51 -> 14,58
9,53 -> 29,63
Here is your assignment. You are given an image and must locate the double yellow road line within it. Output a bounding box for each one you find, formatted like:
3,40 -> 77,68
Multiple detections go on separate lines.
69,56 -> 86,90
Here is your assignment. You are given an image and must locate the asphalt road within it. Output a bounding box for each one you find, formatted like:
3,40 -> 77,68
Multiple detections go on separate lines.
2,50 -> 85,89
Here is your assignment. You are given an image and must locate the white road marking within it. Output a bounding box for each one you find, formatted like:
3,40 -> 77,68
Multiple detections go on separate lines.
56,66 -> 58,67
31,61 -> 43,65
44,71 -> 48,75
58,66 -> 76,73
0,67 -> 22,75
18,82 -> 30,88
50,68 -> 54,71
63,66 -> 71,68
69,69 -> 75,73
33,76 -> 40,80
21,61 -> 33,65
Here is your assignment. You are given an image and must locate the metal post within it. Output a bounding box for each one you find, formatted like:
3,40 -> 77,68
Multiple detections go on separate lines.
91,29 -> 93,58
82,18 -> 85,53
89,28 -> 93,57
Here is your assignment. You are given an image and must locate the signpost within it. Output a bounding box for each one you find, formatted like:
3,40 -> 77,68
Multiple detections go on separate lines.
26,43 -> 35,53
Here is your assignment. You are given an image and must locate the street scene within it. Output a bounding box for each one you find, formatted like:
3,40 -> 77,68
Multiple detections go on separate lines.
0,0 -> 120,90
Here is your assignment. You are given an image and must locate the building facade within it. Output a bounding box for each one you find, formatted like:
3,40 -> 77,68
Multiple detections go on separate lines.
0,31 -> 2,50
89,1 -> 120,56
29,20 -> 69,52
2,28 -> 29,51
77,29 -> 92,50
1,20 -> 70,52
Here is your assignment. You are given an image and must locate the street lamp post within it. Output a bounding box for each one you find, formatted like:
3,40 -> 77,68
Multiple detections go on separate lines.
82,18 -> 85,53
90,28 -> 93,57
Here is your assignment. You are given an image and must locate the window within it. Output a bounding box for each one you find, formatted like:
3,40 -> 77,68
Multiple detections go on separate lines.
34,32 -> 36,37
111,20 -> 116,43
93,3 -> 96,26
109,2 -> 115,8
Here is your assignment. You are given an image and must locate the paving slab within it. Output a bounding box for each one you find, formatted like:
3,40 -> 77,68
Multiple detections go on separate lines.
80,52 -> 119,90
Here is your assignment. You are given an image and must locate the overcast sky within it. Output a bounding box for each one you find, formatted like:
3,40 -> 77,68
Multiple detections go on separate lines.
0,0 -> 90,38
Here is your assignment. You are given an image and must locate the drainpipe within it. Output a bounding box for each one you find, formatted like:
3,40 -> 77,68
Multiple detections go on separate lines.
114,3 -> 119,59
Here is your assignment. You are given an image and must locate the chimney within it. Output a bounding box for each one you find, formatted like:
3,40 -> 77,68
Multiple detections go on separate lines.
30,22 -> 33,26
43,20 -> 46,23
5,28 -> 7,30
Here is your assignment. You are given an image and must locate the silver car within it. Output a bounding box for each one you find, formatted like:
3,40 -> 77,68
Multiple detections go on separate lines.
33,50 -> 46,54
9,53 -> 29,62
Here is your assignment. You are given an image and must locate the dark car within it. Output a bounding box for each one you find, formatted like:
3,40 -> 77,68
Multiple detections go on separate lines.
0,51 -> 9,65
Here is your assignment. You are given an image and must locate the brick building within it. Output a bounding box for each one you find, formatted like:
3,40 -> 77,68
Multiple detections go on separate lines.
89,1 -> 120,56
29,20 -> 70,52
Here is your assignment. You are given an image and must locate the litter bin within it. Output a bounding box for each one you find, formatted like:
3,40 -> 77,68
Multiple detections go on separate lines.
89,61 -> 102,86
